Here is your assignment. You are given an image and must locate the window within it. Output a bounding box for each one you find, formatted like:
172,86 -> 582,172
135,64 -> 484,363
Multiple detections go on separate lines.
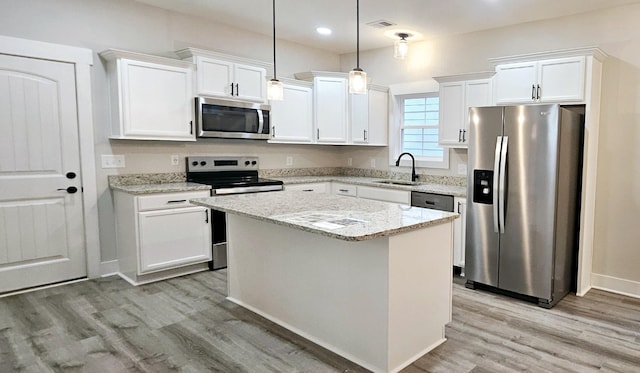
391,93 -> 449,169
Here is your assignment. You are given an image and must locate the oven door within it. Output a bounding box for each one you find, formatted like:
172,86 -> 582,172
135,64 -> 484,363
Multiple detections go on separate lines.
197,97 -> 270,139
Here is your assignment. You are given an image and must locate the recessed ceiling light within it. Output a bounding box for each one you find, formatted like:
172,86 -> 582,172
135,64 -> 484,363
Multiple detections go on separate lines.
316,27 -> 332,35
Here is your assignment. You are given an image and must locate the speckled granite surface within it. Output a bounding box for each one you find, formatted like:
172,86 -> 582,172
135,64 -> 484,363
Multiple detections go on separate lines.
191,191 -> 457,242
110,182 -> 211,195
108,168 -> 467,196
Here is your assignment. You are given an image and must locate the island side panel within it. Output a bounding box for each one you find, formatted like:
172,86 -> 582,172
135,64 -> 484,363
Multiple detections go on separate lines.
226,214 -> 390,372
387,221 -> 454,372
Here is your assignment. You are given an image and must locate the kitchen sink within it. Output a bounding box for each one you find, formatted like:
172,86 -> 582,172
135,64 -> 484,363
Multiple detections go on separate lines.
374,179 -> 421,186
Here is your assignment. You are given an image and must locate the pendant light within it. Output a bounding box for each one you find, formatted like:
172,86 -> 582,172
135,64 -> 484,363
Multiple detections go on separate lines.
267,0 -> 284,101
394,33 -> 409,59
348,0 -> 367,95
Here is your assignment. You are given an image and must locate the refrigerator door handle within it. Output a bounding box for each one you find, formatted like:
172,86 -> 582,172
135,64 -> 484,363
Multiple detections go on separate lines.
498,136 -> 509,233
493,136 -> 502,233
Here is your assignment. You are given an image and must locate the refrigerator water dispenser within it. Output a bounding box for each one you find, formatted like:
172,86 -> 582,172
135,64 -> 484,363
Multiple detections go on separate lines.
473,169 -> 494,204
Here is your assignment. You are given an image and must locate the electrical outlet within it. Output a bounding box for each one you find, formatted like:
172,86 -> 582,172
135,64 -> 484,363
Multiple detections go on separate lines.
370,158 -> 376,168
101,154 -> 125,168
458,163 -> 468,175
347,157 -> 353,166
171,154 -> 180,166
286,156 -> 293,166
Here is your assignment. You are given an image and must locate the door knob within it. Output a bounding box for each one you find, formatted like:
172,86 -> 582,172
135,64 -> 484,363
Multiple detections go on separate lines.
57,186 -> 78,194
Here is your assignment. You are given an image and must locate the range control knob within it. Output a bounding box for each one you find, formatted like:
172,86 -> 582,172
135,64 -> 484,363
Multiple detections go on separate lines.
191,161 -> 198,166
244,161 -> 251,166
200,161 -> 207,166
251,160 -> 257,165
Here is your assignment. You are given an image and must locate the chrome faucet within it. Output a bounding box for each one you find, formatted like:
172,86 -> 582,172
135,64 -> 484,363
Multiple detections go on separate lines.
395,152 -> 418,182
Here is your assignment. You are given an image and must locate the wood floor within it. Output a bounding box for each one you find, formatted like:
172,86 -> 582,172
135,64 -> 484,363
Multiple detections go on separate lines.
1,270 -> 639,372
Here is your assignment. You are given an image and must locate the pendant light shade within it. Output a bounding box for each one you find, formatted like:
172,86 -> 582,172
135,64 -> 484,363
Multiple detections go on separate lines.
348,0 -> 367,95
268,0 -> 284,101
394,33 -> 409,59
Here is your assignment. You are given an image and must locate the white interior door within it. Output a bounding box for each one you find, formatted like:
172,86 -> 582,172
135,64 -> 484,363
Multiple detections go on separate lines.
0,54 -> 86,293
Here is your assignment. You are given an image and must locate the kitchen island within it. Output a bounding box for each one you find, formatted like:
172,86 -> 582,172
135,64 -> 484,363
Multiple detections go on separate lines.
191,191 -> 458,373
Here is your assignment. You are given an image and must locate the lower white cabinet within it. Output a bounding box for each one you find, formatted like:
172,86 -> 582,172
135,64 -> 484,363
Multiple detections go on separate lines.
355,185 -> 411,205
114,190 -> 211,285
453,197 -> 467,272
284,182 -> 330,193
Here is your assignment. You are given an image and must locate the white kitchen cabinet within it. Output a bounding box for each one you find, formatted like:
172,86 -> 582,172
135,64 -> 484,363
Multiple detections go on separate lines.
350,86 -> 388,145
331,182 -> 358,197
453,197 -> 467,273
435,72 -> 494,148
315,76 -> 348,143
357,185 -> 410,205
175,48 -> 271,103
100,49 -> 195,141
114,189 -> 212,285
269,79 -> 313,143
494,56 -> 586,104
285,182 -> 330,193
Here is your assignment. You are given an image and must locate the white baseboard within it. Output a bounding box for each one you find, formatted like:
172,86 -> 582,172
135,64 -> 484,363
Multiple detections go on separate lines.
590,273 -> 640,299
100,260 -> 119,277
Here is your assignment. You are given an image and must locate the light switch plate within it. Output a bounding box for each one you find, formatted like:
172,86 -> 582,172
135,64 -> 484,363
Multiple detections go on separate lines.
286,156 -> 293,166
171,154 -> 180,166
370,158 -> 376,168
101,154 -> 125,168
347,157 -> 353,166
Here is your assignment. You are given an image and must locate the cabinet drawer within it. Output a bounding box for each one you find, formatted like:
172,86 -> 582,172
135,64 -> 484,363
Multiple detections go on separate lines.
137,190 -> 209,211
332,183 -> 357,197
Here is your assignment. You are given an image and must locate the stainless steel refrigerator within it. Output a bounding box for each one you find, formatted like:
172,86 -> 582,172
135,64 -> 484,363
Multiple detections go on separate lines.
465,104 -> 583,308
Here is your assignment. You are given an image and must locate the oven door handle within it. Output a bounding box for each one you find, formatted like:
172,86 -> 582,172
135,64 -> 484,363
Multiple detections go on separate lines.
213,185 -> 283,195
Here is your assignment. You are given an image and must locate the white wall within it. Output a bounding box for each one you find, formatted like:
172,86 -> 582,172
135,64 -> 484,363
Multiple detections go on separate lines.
340,4 -> 640,289
0,0 -> 342,263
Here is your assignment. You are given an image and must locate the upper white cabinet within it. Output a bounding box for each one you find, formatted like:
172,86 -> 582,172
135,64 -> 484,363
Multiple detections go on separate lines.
314,75 -> 349,144
176,48 -> 270,103
494,56 -> 586,104
269,79 -> 314,143
100,49 -> 196,141
350,85 -> 388,145
435,72 -> 494,148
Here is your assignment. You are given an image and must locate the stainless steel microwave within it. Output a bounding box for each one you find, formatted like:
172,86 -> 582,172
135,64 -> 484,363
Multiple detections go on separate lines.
196,97 -> 271,139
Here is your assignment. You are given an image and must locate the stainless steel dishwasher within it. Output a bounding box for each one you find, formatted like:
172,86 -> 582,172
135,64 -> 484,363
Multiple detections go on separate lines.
410,191 -> 454,212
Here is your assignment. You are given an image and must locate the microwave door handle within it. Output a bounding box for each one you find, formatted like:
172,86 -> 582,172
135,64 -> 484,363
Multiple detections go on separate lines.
257,109 -> 264,134
196,97 -> 204,137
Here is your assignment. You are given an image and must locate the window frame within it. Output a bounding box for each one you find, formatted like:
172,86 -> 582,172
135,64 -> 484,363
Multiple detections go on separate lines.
389,92 -> 450,169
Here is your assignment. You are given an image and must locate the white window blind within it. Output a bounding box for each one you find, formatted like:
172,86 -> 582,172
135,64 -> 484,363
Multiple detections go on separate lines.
400,94 -> 445,161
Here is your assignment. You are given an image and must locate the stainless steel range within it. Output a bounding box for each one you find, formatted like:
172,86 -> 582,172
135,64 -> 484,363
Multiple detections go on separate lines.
186,156 -> 283,270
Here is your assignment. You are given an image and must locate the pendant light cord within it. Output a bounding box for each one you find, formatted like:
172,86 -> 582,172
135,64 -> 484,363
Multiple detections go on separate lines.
356,0 -> 360,69
272,0 -> 277,79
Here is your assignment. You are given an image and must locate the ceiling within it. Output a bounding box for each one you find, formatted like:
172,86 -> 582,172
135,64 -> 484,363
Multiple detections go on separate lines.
136,0 -> 640,54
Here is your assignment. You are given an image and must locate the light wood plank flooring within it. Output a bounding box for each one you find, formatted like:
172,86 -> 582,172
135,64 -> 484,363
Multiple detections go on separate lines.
1,270 -> 639,372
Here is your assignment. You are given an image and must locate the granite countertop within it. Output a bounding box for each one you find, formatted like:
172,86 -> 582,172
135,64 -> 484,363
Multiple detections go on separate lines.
191,191 -> 458,242
277,176 -> 467,197
111,182 -> 211,195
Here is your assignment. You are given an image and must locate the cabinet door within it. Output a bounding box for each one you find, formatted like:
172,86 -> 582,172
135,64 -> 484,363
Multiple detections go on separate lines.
538,57 -> 586,103
357,186 -> 410,205
138,206 -> 211,274
494,61 -> 538,104
367,89 -> 388,145
270,84 -> 313,143
234,63 -> 266,102
463,79 -> 494,145
120,59 -> 194,141
438,82 -> 465,146
350,93 -> 369,143
315,77 -> 348,143
195,56 -> 234,97
453,197 -> 467,270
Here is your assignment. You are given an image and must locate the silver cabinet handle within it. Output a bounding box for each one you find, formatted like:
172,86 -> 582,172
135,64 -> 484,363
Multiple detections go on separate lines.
230,83 -> 234,96
457,202 -> 461,214
462,129 -> 467,142
493,136 -> 502,233
458,129 -> 462,142
167,199 -> 187,204
302,189 -> 314,192
339,189 -> 349,192
235,83 -> 239,96
317,128 -> 320,140
536,84 -> 541,100
531,84 -> 536,100
363,129 -> 367,141
204,210 -> 209,223
272,126 -> 275,138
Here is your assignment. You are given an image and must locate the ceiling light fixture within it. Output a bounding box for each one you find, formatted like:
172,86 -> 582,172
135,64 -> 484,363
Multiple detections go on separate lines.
267,0 -> 284,101
348,0 -> 367,95
316,27 -> 332,35
394,32 -> 410,59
